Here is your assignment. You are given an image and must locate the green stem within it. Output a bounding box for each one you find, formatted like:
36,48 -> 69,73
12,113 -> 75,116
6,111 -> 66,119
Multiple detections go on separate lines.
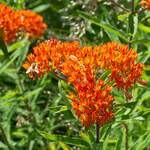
109,0 -> 129,12
52,69 -> 67,81
0,124 -> 13,150
16,74 -> 38,125
123,123 -> 128,150
96,123 -> 100,143
128,0 -> 135,49
131,0 -> 134,13
0,34 -> 9,57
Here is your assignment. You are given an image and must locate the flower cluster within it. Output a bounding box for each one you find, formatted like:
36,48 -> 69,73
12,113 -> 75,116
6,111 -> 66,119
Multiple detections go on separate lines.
16,10 -> 47,38
69,80 -> 113,127
23,39 -> 59,78
0,3 -> 20,43
23,39 -> 143,127
141,0 -> 150,10
0,3 -> 47,43
94,42 -> 143,90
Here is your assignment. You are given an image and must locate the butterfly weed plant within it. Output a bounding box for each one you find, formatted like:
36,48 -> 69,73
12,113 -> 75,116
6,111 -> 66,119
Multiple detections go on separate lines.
0,0 -> 150,150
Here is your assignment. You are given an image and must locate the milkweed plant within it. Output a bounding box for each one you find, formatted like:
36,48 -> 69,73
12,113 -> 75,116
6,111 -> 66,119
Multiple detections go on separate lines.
0,1 -> 150,150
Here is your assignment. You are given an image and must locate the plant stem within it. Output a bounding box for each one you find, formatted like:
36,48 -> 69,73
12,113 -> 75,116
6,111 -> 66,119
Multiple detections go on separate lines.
96,123 -> 100,143
109,0 -> 129,12
0,124 -> 13,150
131,0 -> 134,13
0,33 -> 9,57
128,0 -> 135,49
52,69 -> 67,81
122,123 -> 128,150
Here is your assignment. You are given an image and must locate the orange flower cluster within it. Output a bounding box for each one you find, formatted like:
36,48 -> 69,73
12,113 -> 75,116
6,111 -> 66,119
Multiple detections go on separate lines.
0,3 -> 20,43
94,42 -> 143,90
0,3 -> 47,43
69,80 -> 113,127
23,39 -> 143,127
23,39 -> 59,78
16,10 -> 47,38
141,0 -> 150,10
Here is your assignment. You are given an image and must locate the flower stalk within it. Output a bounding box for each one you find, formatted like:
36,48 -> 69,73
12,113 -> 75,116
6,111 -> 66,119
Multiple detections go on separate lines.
109,0 -> 129,12
0,31 -> 9,57
128,0 -> 135,49
96,123 -> 100,143
123,123 -> 129,150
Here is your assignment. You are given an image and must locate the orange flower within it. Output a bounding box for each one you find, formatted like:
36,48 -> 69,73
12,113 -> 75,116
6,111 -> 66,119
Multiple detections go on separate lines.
16,10 -> 47,38
141,0 -> 150,10
0,3 -> 47,43
23,39 -> 144,127
23,39 -> 80,79
0,3 -> 20,43
69,80 -> 113,127
23,39 -> 82,78
58,45 -> 114,127
94,42 -> 143,90
23,39 -> 59,79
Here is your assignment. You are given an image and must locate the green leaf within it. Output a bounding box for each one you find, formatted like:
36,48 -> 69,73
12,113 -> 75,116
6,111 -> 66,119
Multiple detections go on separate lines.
77,10 -> 128,42
0,33 -> 9,57
115,128 -> 123,150
48,143 -> 56,150
31,75 -> 48,107
132,38 -> 150,46
104,30 -> 120,42
99,70 -> 111,81
79,132 -> 91,144
0,90 -> 18,101
12,131 -> 27,138
17,86 -> 44,101
16,41 -> 30,69
32,4 -> 50,13
137,106 -> 150,115
0,141 -> 7,148
102,136 -> 109,150
37,130 -> 89,147
50,105 -> 69,114
28,141 -> 35,150
128,13 -> 134,35
138,23 -> 150,33
140,91 -> 150,102
118,13 -> 130,22
129,131 -> 150,150
128,13 -> 138,43
0,48 -> 22,74
59,142 -> 70,150
115,101 -> 137,109
7,38 -> 28,52
132,14 -> 138,38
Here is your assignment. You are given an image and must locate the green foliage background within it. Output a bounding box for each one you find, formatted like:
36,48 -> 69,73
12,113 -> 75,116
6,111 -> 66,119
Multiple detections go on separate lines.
0,0 -> 150,149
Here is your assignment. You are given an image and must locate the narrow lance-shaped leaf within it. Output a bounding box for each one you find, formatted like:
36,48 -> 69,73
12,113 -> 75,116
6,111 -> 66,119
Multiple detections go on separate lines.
37,130 -> 90,147
77,10 -> 128,42
0,30 -> 9,57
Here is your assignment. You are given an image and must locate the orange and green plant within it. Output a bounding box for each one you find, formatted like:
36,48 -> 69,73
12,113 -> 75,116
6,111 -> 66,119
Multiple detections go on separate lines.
0,0 -> 150,150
